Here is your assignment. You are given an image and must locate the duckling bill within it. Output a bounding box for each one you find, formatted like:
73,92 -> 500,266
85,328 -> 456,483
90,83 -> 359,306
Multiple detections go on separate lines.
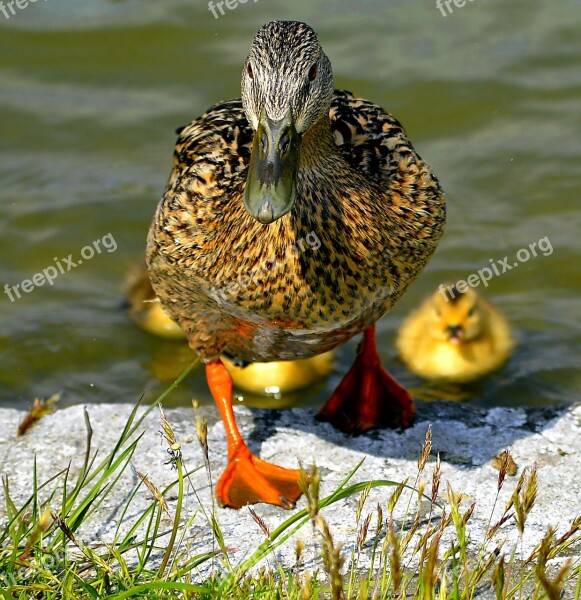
146,21 -> 445,509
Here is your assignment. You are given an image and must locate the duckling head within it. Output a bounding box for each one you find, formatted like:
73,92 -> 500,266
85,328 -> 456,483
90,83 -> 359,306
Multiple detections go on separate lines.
431,285 -> 485,344
241,21 -> 334,225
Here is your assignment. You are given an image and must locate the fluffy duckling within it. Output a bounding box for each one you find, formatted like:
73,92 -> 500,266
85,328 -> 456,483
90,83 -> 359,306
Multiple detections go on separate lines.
126,262 -> 186,340
396,284 -> 513,383
222,353 -> 333,395
126,262 -> 334,393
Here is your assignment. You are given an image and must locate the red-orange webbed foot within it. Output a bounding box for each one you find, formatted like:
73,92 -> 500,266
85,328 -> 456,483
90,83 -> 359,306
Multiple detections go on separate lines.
206,360 -> 303,509
316,325 -> 415,434
216,443 -> 303,509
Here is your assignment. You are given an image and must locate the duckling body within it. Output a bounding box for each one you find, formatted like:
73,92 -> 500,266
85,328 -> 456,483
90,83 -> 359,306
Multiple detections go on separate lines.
126,262 -> 186,340
396,285 -> 513,383
222,352 -> 334,395
146,21 -> 445,509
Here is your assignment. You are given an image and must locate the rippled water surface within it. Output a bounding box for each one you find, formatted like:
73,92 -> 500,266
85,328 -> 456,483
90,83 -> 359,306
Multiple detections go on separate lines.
1,0 -> 579,411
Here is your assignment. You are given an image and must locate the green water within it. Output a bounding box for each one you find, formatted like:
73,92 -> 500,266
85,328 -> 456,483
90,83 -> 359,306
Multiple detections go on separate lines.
1,0 -> 579,412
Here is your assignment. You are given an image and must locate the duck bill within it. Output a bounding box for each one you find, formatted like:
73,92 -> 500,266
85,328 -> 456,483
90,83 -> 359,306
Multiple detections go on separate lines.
244,108 -> 300,225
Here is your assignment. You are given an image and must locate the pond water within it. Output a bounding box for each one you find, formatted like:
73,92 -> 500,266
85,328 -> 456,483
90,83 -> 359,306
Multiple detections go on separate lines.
1,0 -> 579,412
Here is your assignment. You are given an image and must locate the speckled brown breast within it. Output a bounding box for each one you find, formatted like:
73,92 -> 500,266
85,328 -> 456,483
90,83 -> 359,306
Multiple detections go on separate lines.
146,90 -> 445,363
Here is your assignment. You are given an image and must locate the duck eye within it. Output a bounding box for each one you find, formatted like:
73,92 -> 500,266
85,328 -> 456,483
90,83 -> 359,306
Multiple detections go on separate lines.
467,305 -> 476,317
308,64 -> 318,82
246,63 -> 254,79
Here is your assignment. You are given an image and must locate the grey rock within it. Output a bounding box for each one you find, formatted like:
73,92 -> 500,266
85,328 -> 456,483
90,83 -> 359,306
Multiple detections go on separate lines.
1,401 -> 580,590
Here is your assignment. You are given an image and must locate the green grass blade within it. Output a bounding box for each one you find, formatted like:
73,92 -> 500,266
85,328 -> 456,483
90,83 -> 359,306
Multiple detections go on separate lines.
229,458 -> 405,584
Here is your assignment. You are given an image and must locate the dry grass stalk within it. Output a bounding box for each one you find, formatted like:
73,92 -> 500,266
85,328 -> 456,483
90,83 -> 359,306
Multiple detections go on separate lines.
418,426 -> 432,472
248,507 -> 271,540
17,393 -> 60,436
316,514 -> 344,600
135,468 -> 170,516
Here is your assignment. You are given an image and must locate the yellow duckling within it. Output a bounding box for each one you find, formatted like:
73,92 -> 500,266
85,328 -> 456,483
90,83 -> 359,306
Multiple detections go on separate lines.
396,284 -> 514,383
222,353 -> 333,395
126,262 -> 333,393
126,262 -> 185,340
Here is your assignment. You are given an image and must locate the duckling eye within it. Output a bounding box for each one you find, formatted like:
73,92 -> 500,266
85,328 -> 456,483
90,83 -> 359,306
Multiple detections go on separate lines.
308,64 -> 318,82
246,63 -> 254,79
467,305 -> 476,317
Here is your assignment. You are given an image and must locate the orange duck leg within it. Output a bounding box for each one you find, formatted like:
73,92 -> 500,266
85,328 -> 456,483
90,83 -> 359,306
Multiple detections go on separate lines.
317,325 -> 415,434
206,361 -> 304,509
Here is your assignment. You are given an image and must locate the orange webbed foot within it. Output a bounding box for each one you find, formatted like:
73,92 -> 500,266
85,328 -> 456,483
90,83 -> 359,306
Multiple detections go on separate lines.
316,325 -> 415,434
206,360 -> 304,510
216,443 -> 303,509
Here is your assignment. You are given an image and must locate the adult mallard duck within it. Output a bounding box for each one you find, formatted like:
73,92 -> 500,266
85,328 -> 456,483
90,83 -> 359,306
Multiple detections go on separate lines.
146,21 -> 445,509
396,285 -> 513,383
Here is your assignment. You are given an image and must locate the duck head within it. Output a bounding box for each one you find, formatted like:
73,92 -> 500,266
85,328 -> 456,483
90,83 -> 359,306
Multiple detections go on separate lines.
241,21 -> 334,224
431,285 -> 485,344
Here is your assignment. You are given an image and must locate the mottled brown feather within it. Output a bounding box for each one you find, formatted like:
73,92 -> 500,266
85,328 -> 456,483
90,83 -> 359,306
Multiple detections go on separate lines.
146,89 -> 445,362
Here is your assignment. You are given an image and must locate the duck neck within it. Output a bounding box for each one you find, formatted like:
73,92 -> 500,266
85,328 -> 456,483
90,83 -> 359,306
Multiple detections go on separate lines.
299,112 -> 343,171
